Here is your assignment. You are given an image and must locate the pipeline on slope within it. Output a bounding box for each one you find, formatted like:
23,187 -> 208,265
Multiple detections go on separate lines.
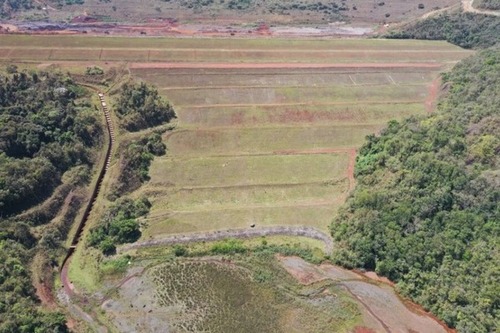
60,93 -> 114,270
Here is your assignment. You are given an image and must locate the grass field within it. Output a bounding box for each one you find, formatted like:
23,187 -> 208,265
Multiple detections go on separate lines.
0,35 -> 467,50
0,35 -> 472,64
0,34 -> 470,248
164,126 -> 381,157
75,37 -> 470,241
102,255 -> 361,333
173,103 -> 426,128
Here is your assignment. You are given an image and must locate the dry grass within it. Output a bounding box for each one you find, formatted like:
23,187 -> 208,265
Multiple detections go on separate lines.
0,35 -> 467,51
165,125 -> 380,156
149,153 -> 348,187
112,38 -> 470,241
173,103 -> 426,128
102,254 -> 361,333
143,203 -> 340,236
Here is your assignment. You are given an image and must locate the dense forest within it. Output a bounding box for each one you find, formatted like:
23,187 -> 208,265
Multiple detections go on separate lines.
330,49 -> 499,332
0,0 -> 32,18
0,238 -> 68,332
476,0 -> 500,10
115,82 -> 175,132
0,69 -> 102,332
387,10 -> 500,49
110,132 -> 166,199
88,197 -> 150,255
0,70 -> 102,217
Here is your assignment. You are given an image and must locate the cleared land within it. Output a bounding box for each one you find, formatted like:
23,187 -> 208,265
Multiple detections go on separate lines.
101,256 -> 361,333
0,35 -> 472,63
0,35 -> 470,240
115,38 -> 471,238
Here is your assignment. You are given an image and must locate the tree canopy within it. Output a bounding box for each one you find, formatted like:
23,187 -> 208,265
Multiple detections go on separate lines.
115,82 -> 175,132
330,48 -> 500,332
386,10 -> 500,49
0,71 -> 102,217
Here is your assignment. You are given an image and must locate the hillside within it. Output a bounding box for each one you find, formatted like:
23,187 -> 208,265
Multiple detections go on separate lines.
1,0 -> 458,31
330,48 -> 499,332
387,9 -> 500,49
0,70 -> 102,333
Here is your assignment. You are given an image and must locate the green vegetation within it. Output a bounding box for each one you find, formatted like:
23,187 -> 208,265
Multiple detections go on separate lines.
269,0 -> 347,17
171,0 -> 345,18
88,197 -> 150,254
114,82 -> 175,132
148,254 -> 359,333
0,67 -> 103,332
0,0 -> 32,18
111,132 -> 167,198
0,240 -> 68,333
330,48 -> 500,332
386,10 -> 500,49
167,237 -> 326,264
85,66 -> 104,76
476,0 -> 500,10
50,0 -> 84,8
100,254 -> 132,275
0,70 -> 102,216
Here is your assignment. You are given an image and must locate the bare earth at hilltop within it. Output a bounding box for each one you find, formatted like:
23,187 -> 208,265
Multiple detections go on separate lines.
2,0 -> 461,37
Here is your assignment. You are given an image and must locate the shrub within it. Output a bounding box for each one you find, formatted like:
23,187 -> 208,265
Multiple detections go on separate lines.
115,82 -> 175,132
211,239 -> 246,254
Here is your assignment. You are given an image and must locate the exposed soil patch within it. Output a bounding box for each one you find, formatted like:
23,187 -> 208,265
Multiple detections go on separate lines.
353,327 -> 376,333
34,280 -> 57,309
425,76 -> 442,113
279,256 -> 451,333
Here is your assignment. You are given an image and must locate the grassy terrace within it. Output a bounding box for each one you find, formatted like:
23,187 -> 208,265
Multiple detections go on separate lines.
0,34 -> 471,244
0,35 -> 472,63
104,37 -> 469,240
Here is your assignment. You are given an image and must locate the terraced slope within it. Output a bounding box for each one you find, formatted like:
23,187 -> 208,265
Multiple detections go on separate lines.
0,36 -> 469,245
122,38 -> 472,241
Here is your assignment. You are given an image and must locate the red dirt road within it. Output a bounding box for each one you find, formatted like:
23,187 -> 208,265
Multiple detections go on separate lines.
426,76 -> 442,113
130,62 -> 443,69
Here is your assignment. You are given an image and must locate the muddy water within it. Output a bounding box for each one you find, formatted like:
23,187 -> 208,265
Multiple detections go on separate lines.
279,256 -> 450,333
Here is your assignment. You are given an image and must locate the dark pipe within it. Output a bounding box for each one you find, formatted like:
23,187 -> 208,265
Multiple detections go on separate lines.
60,93 -> 114,271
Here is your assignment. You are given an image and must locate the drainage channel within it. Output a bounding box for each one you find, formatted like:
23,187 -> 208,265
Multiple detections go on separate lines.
59,92 -> 115,332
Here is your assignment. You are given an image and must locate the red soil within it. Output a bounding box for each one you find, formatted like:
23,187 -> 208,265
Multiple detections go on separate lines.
60,257 -> 75,297
346,148 -> 357,192
256,23 -> 271,35
352,326 -> 377,333
426,76 -> 442,113
268,109 -> 357,124
34,280 -> 57,309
